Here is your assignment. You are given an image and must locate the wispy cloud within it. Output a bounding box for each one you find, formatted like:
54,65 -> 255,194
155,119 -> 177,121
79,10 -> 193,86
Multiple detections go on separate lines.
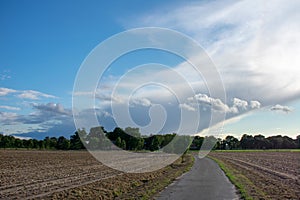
130,98 -> 152,107
0,88 -> 17,96
0,112 -> 18,124
0,105 -> 20,111
69,0 -> 299,136
129,0 -> 300,106
0,87 -> 56,99
17,90 -> 56,100
179,103 -> 196,112
0,70 -> 11,81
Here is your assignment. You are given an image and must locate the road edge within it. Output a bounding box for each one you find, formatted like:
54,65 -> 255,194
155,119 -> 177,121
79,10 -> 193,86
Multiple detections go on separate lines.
208,156 -> 250,200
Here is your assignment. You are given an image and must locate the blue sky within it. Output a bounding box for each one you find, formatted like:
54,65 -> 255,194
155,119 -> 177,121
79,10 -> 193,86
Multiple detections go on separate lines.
1,0 -> 299,139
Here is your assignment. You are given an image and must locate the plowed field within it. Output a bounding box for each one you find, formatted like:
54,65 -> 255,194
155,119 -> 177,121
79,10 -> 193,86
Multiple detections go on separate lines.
209,151 -> 300,200
0,150 -> 192,200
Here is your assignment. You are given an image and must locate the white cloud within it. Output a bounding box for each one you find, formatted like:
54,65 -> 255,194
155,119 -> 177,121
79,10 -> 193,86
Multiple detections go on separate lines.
270,104 -> 292,113
17,90 -> 56,100
179,103 -> 196,112
232,98 -> 248,110
131,0 -> 300,106
0,87 -> 16,96
0,105 -> 20,111
131,98 -> 152,107
72,91 -> 94,97
0,87 -> 56,100
191,93 -> 231,113
0,111 -> 18,121
250,101 -> 261,109
13,135 -> 32,140
101,110 -> 112,118
187,93 -> 232,113
184,93 -> 260,114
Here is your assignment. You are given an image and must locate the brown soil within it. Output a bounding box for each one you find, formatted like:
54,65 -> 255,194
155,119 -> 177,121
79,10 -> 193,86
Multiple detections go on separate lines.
0,150 -> 193,200
209,151 -> 300,200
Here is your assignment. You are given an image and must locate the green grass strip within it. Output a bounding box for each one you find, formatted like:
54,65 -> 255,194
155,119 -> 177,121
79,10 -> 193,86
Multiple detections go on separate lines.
208,156 -> 254,200
212,149 -> 300,152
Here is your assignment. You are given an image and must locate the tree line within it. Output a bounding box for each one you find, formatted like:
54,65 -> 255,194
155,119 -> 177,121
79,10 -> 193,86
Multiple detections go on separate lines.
0,132 -> 84,150
75,126 -> 191,154
191,134 -> 300,150
0,127 -> 299,150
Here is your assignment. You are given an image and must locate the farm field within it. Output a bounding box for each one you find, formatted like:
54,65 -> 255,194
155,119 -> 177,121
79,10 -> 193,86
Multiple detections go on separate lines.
209,151 -> 300,200
0,150 -> 193,199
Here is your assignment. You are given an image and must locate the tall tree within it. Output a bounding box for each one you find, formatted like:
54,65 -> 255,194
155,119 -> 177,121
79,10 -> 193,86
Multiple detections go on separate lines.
87,126 -> 110,150
224,136 -> 239,150
70,131 -> 85,150
57,136 -> 70,150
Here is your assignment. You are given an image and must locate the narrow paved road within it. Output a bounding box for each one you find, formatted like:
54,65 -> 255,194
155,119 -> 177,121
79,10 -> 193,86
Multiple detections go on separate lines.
156,156 -> 239,200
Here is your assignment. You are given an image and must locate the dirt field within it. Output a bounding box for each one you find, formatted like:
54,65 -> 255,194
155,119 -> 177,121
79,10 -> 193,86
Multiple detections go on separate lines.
0,150 -> 193,199
209,151 -> 300,200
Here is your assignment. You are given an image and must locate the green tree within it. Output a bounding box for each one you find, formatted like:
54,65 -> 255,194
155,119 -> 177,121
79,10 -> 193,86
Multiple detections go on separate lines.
213,138 -> 223,150
70,131 -> 85,150
49,137 -> 58,149
240,134 -> 254,149
121,140 -> 126,149
190,136 -> 204,150
253,135 -> 270,149
27,139 -> 34,149
43,137 -> 51,149
14,138 -> 24,148
161,134 -> 176,148
224,136 -> 239,150
87,126 -> 110,150
115,137 -> 122,148
57,136 -> 70,150
32,139 -> 40,149
150,136 -> 160,151
38,140 -> 45,149
125,127 -> 141,137
0,135 -> 15,148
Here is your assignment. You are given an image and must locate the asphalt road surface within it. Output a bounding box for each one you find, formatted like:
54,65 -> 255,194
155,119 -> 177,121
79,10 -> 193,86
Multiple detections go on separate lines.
156,156 -> 239,200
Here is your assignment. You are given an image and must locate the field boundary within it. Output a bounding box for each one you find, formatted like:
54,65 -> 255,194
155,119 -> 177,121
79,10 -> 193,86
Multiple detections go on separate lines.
209,156 -> 256,200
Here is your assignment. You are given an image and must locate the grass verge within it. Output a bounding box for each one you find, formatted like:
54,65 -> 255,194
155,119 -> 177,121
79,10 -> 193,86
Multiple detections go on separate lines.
208,156 -> 266,200
212,149 -> 300,152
